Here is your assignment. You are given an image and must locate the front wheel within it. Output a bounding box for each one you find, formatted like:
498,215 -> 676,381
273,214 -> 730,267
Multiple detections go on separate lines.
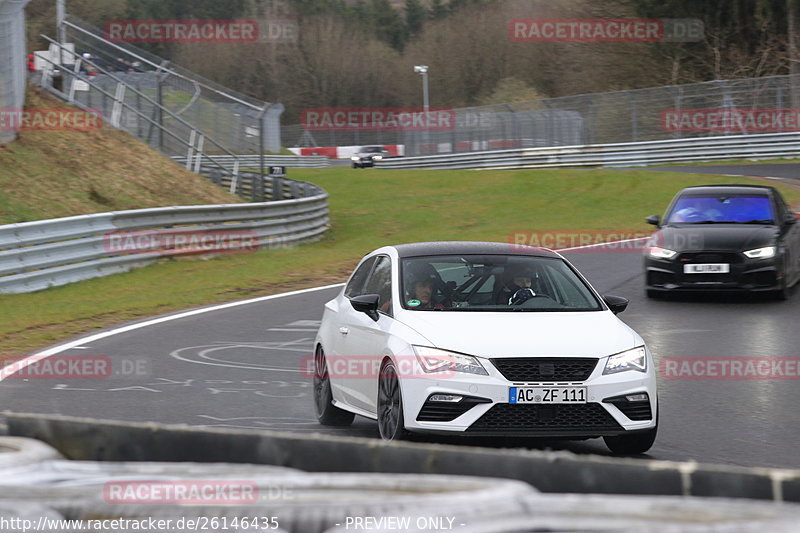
604,411 -> 657,455
377,360 -> 407,440
313,347 -> 355,426
645,288 -> 663,299
773,275 -> 790,301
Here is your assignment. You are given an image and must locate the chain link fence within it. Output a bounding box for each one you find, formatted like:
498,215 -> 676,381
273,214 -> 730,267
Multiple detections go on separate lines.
58,15 -> 283,156
0,0 -> 31,145
284,74 -> 800,157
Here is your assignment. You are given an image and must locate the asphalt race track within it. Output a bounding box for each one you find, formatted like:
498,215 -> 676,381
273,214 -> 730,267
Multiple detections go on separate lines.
2,163 -> 799,469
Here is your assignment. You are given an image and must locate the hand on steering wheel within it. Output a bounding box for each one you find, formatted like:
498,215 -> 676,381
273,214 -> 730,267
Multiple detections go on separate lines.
509,288 -> 537,305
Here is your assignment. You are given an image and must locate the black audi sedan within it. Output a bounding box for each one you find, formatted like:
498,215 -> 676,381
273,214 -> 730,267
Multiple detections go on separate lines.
644,185 -> 800,299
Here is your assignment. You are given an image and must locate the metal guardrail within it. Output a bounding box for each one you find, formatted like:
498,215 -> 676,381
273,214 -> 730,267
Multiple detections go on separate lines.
375,132 -> 800,170
0,193 -> 329,294
173,154 -> 330,170
195,165 -> 325,201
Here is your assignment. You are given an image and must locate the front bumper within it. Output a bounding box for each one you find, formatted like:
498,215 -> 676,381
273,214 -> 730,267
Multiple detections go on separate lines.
356,157 -> 376,167
645,252 -> 782,293
400,355 -> 657,437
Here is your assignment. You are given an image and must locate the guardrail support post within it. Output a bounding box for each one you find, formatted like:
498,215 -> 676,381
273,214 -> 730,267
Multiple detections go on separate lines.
186,130 -> 197,170
111,83 -> 126,128
193,135 -> 205,174
253,173 -> 265,202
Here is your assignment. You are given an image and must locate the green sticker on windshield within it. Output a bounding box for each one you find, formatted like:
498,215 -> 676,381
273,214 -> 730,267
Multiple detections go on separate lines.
407,299 -> 421,307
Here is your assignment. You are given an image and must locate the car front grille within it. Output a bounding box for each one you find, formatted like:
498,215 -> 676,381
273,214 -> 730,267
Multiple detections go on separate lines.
466,403 -> 622,433
678,252 -> 743,264
491,357 -> 598,382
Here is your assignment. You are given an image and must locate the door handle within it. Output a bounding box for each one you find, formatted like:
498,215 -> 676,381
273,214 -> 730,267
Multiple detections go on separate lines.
339,327 -> 349,335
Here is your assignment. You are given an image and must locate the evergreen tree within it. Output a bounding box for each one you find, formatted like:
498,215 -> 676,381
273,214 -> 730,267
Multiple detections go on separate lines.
429,0 -> 448,20
368,0 -> 407,51
405,0 -> 427,37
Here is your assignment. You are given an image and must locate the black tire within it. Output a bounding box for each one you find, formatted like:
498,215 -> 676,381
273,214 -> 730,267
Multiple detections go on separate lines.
604,410 -> 658,455
352,163 -> 360,169
313,347 -> 355,426
377,359 -> 408,440
645,289 -> 663,299
773,276 -> 790,301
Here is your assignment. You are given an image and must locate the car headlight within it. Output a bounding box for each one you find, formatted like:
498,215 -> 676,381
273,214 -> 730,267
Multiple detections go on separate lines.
373,155 -> 383,160
413,346 -> 488,375
648,246 -> 677,259
743,246 -> 776,259
350,156 -> 359,161
603,346 -> 647,375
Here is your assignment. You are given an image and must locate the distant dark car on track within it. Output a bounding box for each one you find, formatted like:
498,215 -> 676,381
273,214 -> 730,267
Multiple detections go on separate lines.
644,184 -> 800,299
351,146 -> 390,168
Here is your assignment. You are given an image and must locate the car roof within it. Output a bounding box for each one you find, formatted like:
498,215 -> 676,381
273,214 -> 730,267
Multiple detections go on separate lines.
391,241 -> 560,259
678,184 -> 776,196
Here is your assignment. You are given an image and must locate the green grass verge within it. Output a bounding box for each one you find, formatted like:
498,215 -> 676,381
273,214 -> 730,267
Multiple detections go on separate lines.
1,167 -> 799,354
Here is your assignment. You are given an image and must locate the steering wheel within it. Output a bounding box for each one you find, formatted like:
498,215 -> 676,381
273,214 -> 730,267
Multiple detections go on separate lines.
509,288 -> 537,305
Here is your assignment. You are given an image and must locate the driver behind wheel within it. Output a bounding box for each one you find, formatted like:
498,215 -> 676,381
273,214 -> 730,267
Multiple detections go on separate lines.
496,266 -> 537,305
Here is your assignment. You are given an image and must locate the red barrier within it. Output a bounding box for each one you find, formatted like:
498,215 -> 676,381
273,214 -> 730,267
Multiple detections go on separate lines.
300,146 -> 338,157
298,145 -> 402,158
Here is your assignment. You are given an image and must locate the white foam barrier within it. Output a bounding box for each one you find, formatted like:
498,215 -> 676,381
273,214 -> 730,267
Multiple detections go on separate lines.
7,412 -> 800,506
0,436 -> 63,468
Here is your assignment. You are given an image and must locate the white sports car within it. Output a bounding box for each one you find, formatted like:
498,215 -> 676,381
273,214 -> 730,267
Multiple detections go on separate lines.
313,242 -> 658,454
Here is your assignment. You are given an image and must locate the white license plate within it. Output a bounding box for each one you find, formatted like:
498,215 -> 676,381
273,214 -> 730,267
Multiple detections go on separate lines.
684,263 -> 730,274
509,386 -> 587,404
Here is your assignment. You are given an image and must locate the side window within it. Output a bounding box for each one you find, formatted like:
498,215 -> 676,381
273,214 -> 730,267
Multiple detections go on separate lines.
773,193 -> 789,221
363,255 -> 393,315
345,257 -> 376,298
542,263 -> 594,308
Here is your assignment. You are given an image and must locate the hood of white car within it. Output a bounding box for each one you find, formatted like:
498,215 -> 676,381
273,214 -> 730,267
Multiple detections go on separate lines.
397,310 -> 638,359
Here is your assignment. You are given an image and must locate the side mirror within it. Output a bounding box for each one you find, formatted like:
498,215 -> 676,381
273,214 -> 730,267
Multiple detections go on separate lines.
349,294 -> 381,321
785,213 -> 798,226
646,214 -> 661,226
603,294 -> 629,315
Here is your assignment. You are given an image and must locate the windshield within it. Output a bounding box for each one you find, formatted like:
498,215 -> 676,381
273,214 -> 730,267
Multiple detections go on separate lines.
400,254 -> 603,312
665,195 -> 774,224
361,146 -> 385,153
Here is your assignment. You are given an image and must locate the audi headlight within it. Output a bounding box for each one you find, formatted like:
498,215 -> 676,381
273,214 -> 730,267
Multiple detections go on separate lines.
648,247 -> 677,259
603,346 -> 647,375
373,155 -> 383,160
350,156 -> 359,161
413,346 -> 488,375
743,246 -> 776,259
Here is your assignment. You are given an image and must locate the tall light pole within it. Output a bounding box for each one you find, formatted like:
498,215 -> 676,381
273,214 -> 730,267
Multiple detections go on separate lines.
414,65 -> 429,155
56,0 -> 66,44
414,65 -> 429,113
